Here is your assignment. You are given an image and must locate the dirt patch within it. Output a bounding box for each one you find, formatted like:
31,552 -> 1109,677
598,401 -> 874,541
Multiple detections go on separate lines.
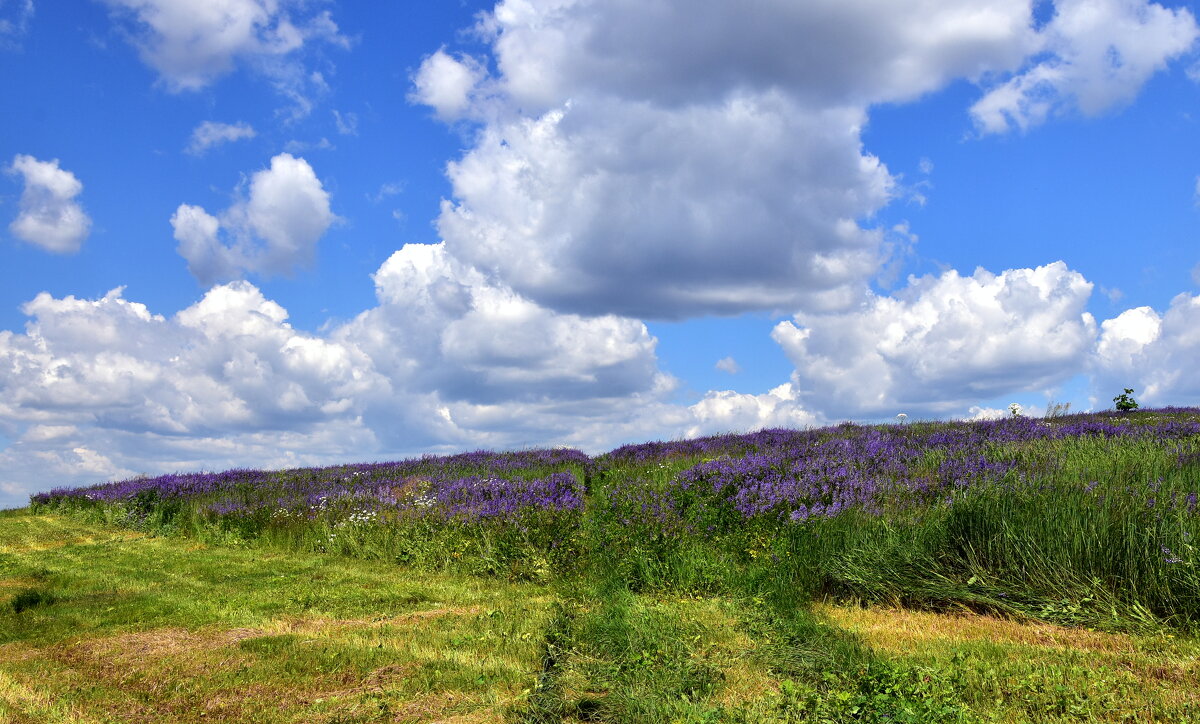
0,642 -> 44,665
271,605 -> 487,635
27,609 -> 509,723
389,691 -> 497,723
61,626 -> 263,667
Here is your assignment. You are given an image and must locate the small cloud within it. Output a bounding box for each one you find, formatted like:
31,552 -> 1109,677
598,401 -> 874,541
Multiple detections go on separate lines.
918,157 -> 933,175
172,153 -> 336,285
1100,285 -> 1124,303
6,154 -> 92,254
715,356 -> 741,375
369,182 -> 405,203
970,0 -> 1198,135
332,109 -> 358,135
0,0 -> 33,49
410,48 -> 487,121
1194,175 -> 1200,205
101,0 -> 350,96
1191,262 -> 1200,287
186,121 -> 256,156
964,406 -> 1006,421
283,137 -> 334,154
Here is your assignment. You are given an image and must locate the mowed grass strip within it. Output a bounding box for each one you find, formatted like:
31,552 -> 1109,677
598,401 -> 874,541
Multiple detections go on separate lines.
819,602 -> 1200,722
520,588 -> 781,723
0,510 -> 552,723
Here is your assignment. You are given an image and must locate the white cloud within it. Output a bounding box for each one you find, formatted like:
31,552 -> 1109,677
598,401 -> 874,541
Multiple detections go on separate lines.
0,250 -> 690,507
338,243 -> 671,411
0,281 -> 387,506
437,97 -> 892,318
0,282 -> 384,434
101,0 -> 348,116
971,0 -> 1198,134
473,0 -> 1033,111
6,154 -> 92,254
186,120 -> 256,156
415,0 -> 1054,320
964,405 -> 1007,421
685,383 -> 817,438
369,182 -> 404,203
9,254 -> 1200,509
172,153 -> 335,285
283,137 -> 334,153
408,1 -> 1197,320
1092,294 -> 1200,405
0,0 -> 33,47
715,356 -> 741,375
332,109 -> 358,135
771,262 -> 1097,418
410,48 -> 487,121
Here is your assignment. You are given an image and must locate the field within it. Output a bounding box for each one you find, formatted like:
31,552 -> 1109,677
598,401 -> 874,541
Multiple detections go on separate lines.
4,409 -> 1200,722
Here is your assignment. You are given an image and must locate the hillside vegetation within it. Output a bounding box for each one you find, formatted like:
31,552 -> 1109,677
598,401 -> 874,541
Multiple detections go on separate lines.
5,409 -> 1200,721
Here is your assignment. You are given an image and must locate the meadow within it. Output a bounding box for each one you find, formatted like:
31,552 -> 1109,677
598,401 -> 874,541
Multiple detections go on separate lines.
4,408 -> 1200,721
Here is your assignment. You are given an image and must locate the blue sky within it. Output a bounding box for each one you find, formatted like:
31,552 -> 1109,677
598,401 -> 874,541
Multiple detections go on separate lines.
2,0 -> 1200,507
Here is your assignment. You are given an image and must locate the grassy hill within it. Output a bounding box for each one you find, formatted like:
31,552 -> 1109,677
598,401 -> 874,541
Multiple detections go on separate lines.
5,409 -> 1200,721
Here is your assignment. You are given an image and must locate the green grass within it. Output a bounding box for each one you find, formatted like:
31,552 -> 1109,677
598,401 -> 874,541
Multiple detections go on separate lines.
10,410 -> 1200,721
0,511 -> 552,723
4,510 -> 1200,722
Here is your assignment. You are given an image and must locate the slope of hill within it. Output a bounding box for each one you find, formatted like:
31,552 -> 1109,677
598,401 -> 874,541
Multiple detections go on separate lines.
7,409 -> 1200,721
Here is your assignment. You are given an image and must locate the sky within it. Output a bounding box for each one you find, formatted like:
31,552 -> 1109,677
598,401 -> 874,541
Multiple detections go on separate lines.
2,0 -> 1200,508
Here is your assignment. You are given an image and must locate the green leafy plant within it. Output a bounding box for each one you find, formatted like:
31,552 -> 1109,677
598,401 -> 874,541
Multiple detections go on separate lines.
1113,388 -> 1139,412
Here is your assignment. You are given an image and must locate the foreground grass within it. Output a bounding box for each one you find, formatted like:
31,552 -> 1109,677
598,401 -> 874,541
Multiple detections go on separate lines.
5,511 -> 1200,722
13,410 -> 1200,721
0,510 -> 551,723
519,587 -> 1200,722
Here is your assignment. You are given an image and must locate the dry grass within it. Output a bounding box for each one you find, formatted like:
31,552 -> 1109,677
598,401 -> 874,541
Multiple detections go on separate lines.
671,596 -> 781,707
818,601 -> 1139,654
0,669 -> 101,724
819,601 -> 1200,720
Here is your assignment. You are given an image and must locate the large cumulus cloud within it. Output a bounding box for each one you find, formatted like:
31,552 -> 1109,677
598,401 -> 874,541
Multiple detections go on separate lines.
416,0 -> 1041,318
0,248 -> 685,506
335,242 -> 678,447
414,0 -> 1194,320
771,262 -> 1098,418
1092,293 -> 1200,405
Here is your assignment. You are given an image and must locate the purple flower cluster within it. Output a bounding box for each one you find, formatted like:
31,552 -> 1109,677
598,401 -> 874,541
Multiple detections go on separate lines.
30,409 -> 1200,535
417,472 -> 583,521
35,447 -> 591,527
599,412 -> 1200,531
